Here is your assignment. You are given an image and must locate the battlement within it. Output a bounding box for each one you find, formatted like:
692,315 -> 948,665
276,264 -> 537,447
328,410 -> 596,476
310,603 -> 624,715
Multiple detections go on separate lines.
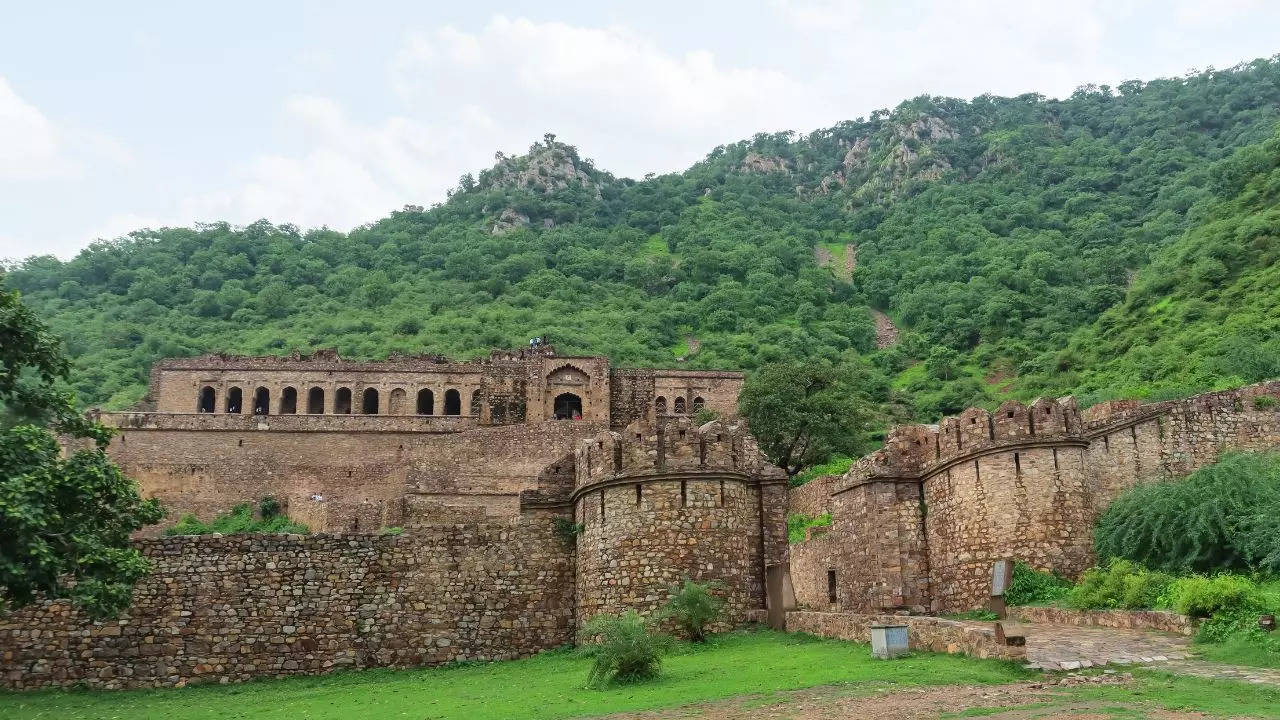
835,396 -> 1085,494
573,417 -> 782,491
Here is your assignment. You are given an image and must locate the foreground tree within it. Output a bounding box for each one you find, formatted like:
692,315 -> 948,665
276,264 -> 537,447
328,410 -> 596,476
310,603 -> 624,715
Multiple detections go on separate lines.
1,284 -> 163,618
738,360 -> 872,476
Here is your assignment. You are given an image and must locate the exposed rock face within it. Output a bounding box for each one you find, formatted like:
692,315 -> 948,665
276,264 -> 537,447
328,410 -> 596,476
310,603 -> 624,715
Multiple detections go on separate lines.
491,208 -> 530,235
481,140 -> 603,196
841,136 -> 871,172
738,151 -> 791,174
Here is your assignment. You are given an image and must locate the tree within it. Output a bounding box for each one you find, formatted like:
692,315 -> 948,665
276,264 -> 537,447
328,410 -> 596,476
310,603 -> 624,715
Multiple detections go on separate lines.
1,284 -> 164,618
738,360 -> 871,476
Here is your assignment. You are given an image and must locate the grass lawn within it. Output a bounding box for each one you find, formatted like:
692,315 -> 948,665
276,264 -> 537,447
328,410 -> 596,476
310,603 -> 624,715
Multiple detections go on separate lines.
0,630 -> 1030,720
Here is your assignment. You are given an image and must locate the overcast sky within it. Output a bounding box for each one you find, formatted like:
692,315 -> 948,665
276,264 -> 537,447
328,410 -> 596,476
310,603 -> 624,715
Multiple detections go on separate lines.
2,1 -> 1276,261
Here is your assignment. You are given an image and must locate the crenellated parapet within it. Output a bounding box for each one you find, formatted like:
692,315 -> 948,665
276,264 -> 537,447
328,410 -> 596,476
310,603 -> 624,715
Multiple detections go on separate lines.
573,417 -> 782,492
835,397 -> 1086,495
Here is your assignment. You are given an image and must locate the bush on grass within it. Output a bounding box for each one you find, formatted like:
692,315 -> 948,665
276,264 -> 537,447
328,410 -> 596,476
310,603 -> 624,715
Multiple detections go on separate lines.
1005,562 -> 1072,606
578,611 -> 672,687
1065,559 -> 1173,610
662,579 -> 724,642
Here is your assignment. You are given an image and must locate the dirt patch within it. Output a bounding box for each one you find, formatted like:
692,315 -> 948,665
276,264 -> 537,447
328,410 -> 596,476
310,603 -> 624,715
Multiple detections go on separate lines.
589,676 -> 1206,720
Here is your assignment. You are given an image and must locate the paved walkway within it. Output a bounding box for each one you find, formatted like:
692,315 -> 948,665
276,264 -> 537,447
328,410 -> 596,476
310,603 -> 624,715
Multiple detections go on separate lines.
1012,621 -> 1280,685
1012,621 -> 1192,670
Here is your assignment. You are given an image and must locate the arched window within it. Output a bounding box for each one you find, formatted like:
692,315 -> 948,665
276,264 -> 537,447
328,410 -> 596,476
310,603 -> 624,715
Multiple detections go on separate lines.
470,389 -> 482,416
307,387 -> 325,414
692,396 -> 705,412
197,386 -> 216,413
225,387 -> 242,414
417,388 -> 434,415
253,387 -> 270,415
444,389 -> 461,416
674,396 -> 687,414
553,392 -> 583,420
335,387 -> 352,414
361,387 -> 379,414
280,387 -> 298,414
655,396 -> 667,415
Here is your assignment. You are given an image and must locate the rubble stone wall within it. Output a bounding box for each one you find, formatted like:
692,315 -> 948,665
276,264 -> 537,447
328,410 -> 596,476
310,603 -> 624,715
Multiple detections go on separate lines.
788,381 -> 1280,614
0,514 -> 575,690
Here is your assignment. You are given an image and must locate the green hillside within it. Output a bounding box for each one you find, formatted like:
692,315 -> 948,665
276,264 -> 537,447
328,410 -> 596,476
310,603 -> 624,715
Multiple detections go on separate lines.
4,57 -> 1280,425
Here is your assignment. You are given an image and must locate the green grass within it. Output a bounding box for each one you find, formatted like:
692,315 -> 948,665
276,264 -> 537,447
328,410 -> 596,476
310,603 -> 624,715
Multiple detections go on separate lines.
1196,635 -> 1280,668
1063,670 -> 1280,718
642,234 -> 671,257
0,630 -> 1031,720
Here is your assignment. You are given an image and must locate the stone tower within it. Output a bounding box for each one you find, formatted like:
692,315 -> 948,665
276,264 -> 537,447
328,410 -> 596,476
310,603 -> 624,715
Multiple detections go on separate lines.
571,417 -> 788,626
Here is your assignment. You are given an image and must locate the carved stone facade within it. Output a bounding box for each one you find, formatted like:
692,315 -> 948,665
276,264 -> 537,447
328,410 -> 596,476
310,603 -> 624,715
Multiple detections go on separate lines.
788,381 -> 1280,613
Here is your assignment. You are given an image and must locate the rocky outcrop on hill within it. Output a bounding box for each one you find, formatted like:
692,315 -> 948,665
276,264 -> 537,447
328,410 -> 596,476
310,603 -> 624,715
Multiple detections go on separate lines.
738,151 -> 791,174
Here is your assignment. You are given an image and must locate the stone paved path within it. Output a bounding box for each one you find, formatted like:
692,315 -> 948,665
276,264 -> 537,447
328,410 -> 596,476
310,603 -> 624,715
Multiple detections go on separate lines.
1012,621 -> 1280,687
1012,622 -> 1192,671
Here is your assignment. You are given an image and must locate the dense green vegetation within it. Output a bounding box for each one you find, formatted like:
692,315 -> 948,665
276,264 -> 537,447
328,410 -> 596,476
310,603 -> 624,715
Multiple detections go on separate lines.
4,58 -> 1280,461
1094,452 -> 1280,574
165,497 -> 309,536
1,288 -> 163,618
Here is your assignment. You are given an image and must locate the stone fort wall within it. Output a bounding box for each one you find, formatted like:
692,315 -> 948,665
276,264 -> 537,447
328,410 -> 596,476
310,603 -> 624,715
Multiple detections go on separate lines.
788,381 -> 1280,613
0,512 -> 575,690
573,417 -> 788,628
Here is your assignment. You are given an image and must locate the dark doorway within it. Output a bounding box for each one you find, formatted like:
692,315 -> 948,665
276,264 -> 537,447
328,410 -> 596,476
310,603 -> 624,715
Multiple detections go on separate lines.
335,387 -> 352,414
280,387 -> 298,414
253,387 -> 270,415
443,389 -> 461,416
197,386 -> 216,413
655,396 -> 666,415
553,392 -> 582,420
674,396 -> 686,414
225,387 -> 242,414
362,387 -> 379,414
417,388 -> 434,415
307,387 -> 325,414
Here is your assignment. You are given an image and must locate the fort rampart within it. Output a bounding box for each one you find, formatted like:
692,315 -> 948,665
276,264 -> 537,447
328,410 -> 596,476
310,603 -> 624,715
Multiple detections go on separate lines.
0,514 -> 574,690
788,381 -> 1280,613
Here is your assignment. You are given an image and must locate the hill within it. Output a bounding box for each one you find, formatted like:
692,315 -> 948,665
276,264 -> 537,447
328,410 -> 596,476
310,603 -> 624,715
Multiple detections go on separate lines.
4,57 -> 1280,430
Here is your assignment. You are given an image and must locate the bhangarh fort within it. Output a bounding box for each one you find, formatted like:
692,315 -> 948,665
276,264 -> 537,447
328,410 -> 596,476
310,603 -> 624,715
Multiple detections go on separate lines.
3,343 -> 1280,689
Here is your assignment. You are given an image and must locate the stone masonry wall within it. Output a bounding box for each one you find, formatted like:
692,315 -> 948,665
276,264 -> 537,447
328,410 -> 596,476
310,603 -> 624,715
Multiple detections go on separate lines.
788,381 -> 1280,614
0,512 -> 575,690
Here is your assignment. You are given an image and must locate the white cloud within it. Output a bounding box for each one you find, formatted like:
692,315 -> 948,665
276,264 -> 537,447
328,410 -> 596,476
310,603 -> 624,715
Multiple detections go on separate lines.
0,76 -> 73,180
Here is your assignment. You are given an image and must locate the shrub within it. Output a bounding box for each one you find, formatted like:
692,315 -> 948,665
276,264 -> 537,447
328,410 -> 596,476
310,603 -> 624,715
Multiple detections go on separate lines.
1065,559 -> 1172,610
378,526 -> 404,536
553,517 -> 584,544
1094,452 -> 1280,574
1005,562 -> 1072,606
791,456 -> 854,488
1254,395 -> 1278,410
259,496 -> 282,519
662,579 -> 724,642
787,512 -> 833,543
164,501 -> 309,536
578,612 -> 671,687
1166,574 -> 1261,618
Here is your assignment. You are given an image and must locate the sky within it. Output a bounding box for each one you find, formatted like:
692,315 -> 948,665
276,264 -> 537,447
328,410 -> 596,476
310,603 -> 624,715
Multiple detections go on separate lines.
2,1 -> 1277,261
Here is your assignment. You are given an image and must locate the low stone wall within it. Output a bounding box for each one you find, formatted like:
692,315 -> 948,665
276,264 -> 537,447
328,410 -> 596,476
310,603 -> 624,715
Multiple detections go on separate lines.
0,516 -> 574,690
784,611 -> 1025,661
1010,606 -> 1198,636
